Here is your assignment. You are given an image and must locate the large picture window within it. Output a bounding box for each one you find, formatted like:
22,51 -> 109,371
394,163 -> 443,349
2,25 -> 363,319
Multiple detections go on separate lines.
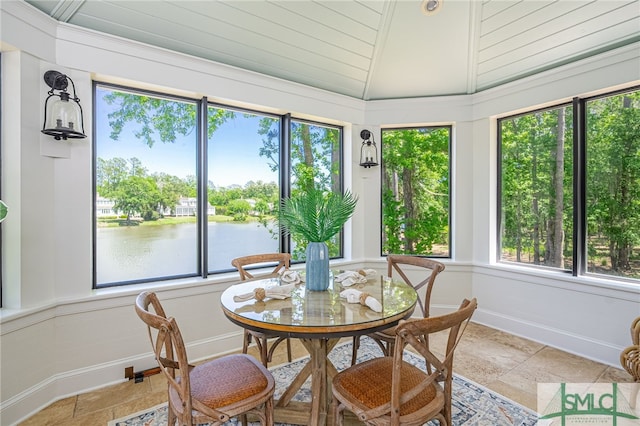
585,91 -> 640,280
94,84 -> 344,287
94,87 -> 198,284
498,87 -> 640,282
289,120 -> 343,261
381,127 -> 451,257
206,106 -> 281,271
498,104 -> 574,271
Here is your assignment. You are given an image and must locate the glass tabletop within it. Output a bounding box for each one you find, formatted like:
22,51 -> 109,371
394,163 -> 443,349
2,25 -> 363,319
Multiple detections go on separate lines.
220,271 -> 418,338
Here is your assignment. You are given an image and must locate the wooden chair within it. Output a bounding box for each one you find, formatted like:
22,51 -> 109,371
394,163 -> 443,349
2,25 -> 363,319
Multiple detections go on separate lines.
332,298 -> 477,426
620,315 -> 640,408
351,255 -> 446,364
231,253 -> 293,366
135,291 -> 275,426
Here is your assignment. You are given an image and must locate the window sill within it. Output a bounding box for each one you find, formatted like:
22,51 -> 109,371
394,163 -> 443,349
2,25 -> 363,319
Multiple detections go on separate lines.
478,262 -> 640,300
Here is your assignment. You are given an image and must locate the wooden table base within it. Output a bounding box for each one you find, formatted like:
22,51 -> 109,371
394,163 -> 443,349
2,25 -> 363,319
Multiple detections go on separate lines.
275,338 -> 340,425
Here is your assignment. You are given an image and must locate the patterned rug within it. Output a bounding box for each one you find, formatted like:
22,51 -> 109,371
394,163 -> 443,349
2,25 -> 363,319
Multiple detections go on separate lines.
109,337 -> 539,425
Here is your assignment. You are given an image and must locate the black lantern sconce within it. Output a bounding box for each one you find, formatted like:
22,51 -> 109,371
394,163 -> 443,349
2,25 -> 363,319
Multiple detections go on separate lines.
42,70 -> 86,141
359,129 -> 379,168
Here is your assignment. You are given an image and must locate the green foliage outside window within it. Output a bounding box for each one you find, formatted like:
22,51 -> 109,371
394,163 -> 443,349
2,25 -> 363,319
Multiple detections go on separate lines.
95,85 -> 345,285
381,127 -> 450,256
499,88 -> 640,281
499,106 -> 573,269
585,92 -> 640,278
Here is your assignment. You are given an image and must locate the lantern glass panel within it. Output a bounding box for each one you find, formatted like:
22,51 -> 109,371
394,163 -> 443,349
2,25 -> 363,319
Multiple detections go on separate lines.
360,143 -> 378,166
44,96 -> 82,132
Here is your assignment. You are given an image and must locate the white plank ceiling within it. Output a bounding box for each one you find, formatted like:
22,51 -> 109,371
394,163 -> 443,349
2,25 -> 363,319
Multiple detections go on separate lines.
23,0 -> 640,100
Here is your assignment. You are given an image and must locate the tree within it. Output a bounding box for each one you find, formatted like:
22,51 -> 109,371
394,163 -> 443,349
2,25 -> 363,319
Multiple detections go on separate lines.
257,119 -> 342,259
97,157 -> 197,221
500,106 -> 573,268
153,173 -> 191,216
112,175 -> 159,221
97,157 -> 148,196
244,181 -> 278,205
546,108 -> 567,268
96,157 -> 129,198
103,92 -> 235,146
254,199 -> 270,217
586,92 -> 640,272
381,128 -> 450,255
99,90 -> 347,259
227,199 -> 251,221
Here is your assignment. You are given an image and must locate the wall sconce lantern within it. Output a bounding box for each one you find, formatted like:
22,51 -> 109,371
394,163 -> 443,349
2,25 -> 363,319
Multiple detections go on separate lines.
359,129 -> 379,168
42,70 -> 86,141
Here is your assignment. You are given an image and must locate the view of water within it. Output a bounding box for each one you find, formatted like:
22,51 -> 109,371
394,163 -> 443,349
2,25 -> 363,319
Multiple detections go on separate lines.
96,222 -> 278,284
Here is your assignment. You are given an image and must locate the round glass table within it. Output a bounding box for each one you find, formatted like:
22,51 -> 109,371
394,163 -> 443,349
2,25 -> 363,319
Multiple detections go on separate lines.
220,271 -> 418,425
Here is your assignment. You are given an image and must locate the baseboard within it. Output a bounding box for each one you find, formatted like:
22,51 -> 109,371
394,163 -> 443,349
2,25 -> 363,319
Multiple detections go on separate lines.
0,332 -> 243,426
474,308 -> 624,368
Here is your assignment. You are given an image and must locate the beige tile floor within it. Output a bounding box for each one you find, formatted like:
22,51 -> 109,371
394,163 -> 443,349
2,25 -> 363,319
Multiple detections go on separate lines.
18,322 -> 633,425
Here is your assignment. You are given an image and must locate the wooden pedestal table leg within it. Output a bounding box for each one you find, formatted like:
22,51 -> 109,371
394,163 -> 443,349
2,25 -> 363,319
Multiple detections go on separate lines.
309,338 -> 327,425
276,338 -> 339,426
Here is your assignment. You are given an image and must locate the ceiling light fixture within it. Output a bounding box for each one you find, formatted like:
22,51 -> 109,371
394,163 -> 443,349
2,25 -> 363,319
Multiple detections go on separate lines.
421,0 -> 443,16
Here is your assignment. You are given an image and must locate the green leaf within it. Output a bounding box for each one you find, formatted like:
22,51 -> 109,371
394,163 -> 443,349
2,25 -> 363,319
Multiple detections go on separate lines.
0,200 -> 7,223
279,189 -> 357,242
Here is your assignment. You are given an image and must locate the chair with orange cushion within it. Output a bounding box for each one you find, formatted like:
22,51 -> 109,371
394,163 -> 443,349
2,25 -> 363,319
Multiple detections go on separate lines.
351,255 -> 445,364
231,253 -> 293,366
332,298 -> 477,426
135,291 -> 275,426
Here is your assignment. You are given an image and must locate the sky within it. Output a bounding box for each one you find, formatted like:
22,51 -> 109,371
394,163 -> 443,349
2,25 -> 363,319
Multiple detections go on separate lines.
95,87 -> 278,188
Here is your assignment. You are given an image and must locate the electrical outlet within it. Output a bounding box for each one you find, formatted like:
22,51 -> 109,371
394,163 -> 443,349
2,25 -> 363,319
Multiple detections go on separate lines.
125,366 -> 134,380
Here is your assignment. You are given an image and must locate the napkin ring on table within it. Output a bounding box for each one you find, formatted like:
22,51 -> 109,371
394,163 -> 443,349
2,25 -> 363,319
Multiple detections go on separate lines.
253,287 -> 266,302
358,292 -> 370,306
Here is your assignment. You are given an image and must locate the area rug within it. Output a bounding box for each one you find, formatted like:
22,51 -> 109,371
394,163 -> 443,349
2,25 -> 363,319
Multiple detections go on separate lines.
109,337 -> 539,425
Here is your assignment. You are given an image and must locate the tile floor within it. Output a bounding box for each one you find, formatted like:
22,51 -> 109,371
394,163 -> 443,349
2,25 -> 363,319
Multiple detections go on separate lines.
18,322 -> 633,425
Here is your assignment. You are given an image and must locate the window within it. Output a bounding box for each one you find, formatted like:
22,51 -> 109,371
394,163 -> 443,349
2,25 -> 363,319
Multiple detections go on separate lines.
498,104 -> 574,271
94,83 -> 345,287
585,91 -> 640,280
0,53 -> 2,306
498,87 -> 640,282
381,127 -> 451,257
289,119 -> 343,261
94,87 -> 198,284
206,106 -> 280,271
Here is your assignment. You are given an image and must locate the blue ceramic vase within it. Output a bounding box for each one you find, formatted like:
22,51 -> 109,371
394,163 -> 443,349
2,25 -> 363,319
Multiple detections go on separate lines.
305,241 -> 330,291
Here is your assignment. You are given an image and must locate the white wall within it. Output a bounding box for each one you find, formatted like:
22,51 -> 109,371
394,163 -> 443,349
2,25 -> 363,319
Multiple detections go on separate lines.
1,2 -> 639,425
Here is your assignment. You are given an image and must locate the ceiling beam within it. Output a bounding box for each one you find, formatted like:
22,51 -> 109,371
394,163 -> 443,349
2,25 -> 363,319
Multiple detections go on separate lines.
362,0 -> 396,101
50,0 -> 85,22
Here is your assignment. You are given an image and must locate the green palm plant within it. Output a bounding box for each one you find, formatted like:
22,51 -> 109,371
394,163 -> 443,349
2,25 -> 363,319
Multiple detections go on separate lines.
279,188 -> 358,243
279,188 -> 358,291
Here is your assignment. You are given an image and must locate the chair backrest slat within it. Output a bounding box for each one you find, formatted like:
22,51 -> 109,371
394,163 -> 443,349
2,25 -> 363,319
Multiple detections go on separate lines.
391,298 -> 477,425
387,255 -> 445,318
231,253 -> 291,281
135,292 -> 231,423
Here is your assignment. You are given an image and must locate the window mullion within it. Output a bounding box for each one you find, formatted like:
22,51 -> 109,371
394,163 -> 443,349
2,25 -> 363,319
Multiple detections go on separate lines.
280,113 -> 291,254
198,97 -> 208,278
573,97 -> 586,277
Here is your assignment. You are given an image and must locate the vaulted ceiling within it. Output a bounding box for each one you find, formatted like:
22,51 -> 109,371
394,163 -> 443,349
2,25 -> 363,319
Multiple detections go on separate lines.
24,0 -> 640,101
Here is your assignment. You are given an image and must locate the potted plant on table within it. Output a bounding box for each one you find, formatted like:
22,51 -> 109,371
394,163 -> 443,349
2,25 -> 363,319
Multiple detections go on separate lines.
279,188 -> 358,291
